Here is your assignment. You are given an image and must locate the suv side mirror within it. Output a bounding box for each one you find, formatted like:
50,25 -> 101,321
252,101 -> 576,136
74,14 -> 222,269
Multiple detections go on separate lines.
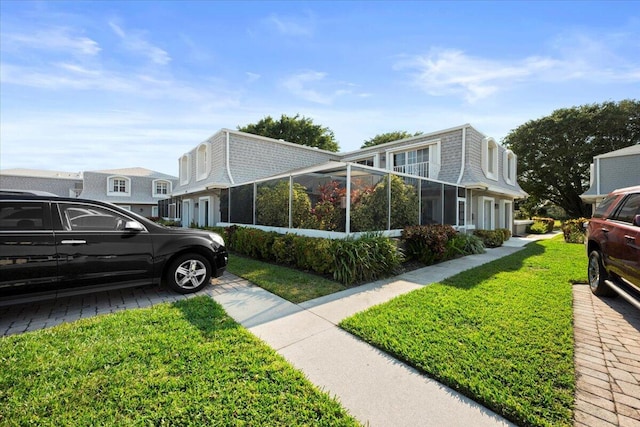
124,221 -> 145,232
634,215 -> 640,227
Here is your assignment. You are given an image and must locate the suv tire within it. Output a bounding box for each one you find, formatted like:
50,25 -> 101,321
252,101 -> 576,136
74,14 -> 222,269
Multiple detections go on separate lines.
588,250 -> 616,297
166,253 -> 212,294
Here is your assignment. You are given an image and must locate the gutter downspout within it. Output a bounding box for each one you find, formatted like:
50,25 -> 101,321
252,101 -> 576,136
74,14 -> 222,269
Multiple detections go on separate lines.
226,130 -> 235,185
456,126 -> 466,185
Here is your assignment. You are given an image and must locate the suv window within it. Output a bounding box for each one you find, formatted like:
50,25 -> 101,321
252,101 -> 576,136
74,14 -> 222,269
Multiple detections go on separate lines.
58,203 -> 132,231
593,194 -> 619,218
610,194 -> 640,223
0,202 -> 48,230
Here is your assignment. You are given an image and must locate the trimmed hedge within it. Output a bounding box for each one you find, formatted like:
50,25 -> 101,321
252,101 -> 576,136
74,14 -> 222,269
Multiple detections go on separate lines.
527,217 -> 555,234
205,226 -> 402,285
473,229 -> 505,248
402,225 -> 458,265
205,225 -> 487,286
562,218 -> 588,244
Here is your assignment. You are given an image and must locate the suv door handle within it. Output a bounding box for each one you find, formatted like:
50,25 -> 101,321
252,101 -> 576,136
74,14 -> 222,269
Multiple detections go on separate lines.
61,239 -> 87,245
624,235 -> 635,241
601,228 -> 610,233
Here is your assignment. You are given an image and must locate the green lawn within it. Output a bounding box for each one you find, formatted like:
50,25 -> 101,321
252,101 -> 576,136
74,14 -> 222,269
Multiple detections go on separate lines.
227,255 -> 349,303
0,296 -> 359,427
340,237 -> 583,427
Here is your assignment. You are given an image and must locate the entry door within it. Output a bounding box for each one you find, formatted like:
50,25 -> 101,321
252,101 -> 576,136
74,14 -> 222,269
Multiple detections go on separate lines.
483,199 -> 494,230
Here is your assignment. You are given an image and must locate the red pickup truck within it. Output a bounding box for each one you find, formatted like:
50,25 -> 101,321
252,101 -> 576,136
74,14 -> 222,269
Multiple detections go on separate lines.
586,185 -> 640,309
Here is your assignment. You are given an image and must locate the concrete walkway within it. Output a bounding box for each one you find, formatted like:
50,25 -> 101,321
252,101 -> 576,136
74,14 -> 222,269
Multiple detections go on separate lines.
210,245 -> 527,427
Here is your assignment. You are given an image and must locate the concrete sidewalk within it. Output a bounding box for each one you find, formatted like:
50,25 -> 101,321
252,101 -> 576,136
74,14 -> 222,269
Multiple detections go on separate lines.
210,239 -> 543,427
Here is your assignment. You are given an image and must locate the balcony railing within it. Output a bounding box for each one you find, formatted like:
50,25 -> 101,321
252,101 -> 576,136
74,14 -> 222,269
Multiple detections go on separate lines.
393,161 -> 429,178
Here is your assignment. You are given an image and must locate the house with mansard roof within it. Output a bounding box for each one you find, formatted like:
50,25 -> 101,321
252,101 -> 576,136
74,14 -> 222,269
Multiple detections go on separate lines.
0,167 -> 177,218
171,124 -> 526,235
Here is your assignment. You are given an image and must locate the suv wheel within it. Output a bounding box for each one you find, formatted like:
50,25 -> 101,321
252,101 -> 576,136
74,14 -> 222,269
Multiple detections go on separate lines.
166,254 -> 212,294
588,251 -> 616,297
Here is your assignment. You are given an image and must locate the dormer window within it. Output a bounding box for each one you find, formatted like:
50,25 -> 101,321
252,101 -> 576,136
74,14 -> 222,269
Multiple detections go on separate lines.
482,137 -> 499,181
107,176 -> 131,196
180,154 -> 190,185
503,150 -> 516,185
153,179 -> 172,197
196,143 -> 210,181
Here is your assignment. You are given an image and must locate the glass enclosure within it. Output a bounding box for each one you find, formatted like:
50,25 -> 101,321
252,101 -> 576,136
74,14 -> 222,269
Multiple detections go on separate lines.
222,162 -> 463,234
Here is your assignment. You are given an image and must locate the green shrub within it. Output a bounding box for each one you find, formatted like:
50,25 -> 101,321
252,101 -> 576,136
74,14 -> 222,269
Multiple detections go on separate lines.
473,229 -> 505,248
255,181 -> 313,228
496,228 -> 511,241
529,217 -> 555,234
562,218 -> 588,244
351,175 -> 419,232
401,225 -> 458,265
331,233 -> 404,285
233,228 -> 278,260
292,236 -> 334,274
272,233 -> 297,265
527,222 -> 549,234
446,233 -> 486,257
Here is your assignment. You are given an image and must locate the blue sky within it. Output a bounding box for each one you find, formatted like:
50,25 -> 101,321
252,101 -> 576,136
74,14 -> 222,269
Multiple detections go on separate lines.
1,1 -> 639,176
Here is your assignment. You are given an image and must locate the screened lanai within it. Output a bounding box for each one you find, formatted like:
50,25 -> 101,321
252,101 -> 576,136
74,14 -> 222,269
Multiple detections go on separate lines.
218,162 -> 467,237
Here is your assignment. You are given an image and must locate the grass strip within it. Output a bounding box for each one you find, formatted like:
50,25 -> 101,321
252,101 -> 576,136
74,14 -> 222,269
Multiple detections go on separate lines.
227,255 -> 348,303
340,237 -> 582,427
0,296 -> 359,426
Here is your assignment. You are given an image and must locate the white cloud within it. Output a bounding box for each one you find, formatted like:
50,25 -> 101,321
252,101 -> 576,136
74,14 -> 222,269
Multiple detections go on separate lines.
108,21 -> 171,65
281,71 -> 367,105
246,72 -> 261,83
397,31 -> 640,103
1,27 -> 101,56
266,13 -> 314,37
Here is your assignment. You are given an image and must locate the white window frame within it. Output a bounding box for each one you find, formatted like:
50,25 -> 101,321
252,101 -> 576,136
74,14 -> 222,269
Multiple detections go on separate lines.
478,196 -> 495,230
343,153 -> 380,168
196,143 -> 211,181
107,176 -> 131,197
180,154 -> 191,185
119,205 -> 132,211
502,150 -> 516,185
481,137 -> 499,181
386,139 -> 441,179
152,179 -> 172,197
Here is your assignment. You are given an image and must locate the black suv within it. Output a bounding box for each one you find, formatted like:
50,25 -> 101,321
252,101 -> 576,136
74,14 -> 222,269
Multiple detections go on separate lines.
586,185 -> 640,308
0,193 -> 228,304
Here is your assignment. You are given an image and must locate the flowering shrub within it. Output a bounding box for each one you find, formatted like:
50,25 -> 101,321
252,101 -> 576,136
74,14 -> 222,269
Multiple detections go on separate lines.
562,218 -> 588,244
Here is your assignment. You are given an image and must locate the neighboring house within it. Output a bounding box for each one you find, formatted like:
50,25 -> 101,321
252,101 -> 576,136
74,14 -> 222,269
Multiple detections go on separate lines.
173,124 -> 526,233
580,144 -> 640,212
0,167 -> 177,218
0,169 -> 83,197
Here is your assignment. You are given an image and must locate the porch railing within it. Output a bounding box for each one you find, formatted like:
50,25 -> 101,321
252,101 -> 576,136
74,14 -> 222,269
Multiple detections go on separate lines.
393,161 -> 429,178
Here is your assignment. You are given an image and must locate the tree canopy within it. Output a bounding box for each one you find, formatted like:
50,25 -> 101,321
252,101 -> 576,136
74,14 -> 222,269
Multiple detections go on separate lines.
361,131 -> 423,148
237,114 -> 339,152
503,100 -> 640,218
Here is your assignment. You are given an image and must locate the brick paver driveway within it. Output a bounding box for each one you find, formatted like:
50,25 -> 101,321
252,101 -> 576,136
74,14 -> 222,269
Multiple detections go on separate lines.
573,283 -> 640,427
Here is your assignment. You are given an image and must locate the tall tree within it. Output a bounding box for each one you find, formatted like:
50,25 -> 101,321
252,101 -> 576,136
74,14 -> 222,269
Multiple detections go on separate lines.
361,131 -> 423,148
503,100 -> 640,218
237,114 -> 339,152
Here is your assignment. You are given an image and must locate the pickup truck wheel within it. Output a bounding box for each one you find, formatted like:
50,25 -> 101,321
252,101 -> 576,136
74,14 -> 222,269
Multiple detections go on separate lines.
588,251 -> 616,297
166,254 -> 211,294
